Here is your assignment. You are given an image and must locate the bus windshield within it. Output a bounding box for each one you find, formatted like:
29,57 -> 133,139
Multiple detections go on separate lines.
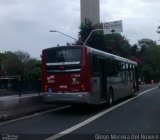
45,47 -> 81,65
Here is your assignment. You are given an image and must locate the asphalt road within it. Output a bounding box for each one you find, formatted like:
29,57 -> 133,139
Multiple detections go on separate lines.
0,85 -> 159,140
59,87 -> 160,140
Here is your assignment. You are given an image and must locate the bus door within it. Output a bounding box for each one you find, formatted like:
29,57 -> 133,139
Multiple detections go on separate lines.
99,59 -> 107,100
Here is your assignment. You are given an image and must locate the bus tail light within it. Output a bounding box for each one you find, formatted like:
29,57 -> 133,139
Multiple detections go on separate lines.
81,82 -> 85,91
44,84 -> 48,91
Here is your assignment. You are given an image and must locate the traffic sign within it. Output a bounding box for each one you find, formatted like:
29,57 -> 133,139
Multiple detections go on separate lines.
104,23 -> 110,29
103,20 -> 123,34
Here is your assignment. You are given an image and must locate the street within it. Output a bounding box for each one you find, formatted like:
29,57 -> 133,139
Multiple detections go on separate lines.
0,86 -> 159,140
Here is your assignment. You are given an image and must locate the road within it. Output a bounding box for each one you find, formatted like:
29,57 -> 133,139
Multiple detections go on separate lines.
0,85 -> 159,140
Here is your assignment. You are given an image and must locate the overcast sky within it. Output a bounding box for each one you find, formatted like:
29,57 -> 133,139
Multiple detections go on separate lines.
0,0 -> 160,59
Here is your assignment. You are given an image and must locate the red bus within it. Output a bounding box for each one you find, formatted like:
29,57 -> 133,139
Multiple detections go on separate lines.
42,45 -> 138,105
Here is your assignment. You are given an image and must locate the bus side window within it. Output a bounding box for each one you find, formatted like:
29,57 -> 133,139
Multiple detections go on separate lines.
126,63 -> 134,84
90,53 -> 99,75
106,59 -> 112,76
132,65 -> 135,81
121,62 -> 127,84
110,60 -> 120,77
128,64 -> 132,82
126,63 -> 129,84
107,60 -> 120,76
93,55 -> 99,73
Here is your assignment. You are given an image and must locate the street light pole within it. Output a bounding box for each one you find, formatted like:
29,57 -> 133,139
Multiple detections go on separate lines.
49,30 -> 84,45
50,29 -> 103,46
83,29 -> 103,46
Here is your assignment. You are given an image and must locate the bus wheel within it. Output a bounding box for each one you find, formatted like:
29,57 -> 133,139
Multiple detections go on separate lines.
131,85 -> 137,97
108,89 -> 114,106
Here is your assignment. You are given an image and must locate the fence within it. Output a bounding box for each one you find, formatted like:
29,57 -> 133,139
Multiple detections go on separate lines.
0,79 -> 42,95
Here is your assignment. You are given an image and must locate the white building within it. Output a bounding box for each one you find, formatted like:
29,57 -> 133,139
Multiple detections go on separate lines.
80,0 -> 100,25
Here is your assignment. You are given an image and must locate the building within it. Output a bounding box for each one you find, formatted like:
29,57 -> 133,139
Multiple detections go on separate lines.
80,0 -> 100,25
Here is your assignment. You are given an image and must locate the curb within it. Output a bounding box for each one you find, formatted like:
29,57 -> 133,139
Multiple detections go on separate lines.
0,94 -> 58,122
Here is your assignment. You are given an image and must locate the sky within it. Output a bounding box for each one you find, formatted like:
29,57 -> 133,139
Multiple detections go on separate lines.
0,0 -> 160,59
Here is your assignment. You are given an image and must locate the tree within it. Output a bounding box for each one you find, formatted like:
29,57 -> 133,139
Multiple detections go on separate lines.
15,51 -> 31,63
28,67 -> 41,80
1,51 -> 41,81
137,39 -> 160,82
141,64 -> 153,82
0,53 -> 5,75
131,44 -> 139,56
1,51 -> 22,76
78,19 -> 93,44
104,33 -> 131,57
25,59 -> 41,80
138,38 -> 157,56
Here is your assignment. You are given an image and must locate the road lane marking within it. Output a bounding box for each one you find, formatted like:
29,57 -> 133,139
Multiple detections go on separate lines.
0,105 -> 70,126
45,87 -> 158,140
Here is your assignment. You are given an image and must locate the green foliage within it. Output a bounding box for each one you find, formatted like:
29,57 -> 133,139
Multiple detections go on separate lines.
28,67 -> 41,81
138,39 -> 157,56
131,44 -> 139,56
0,51 -> 41,81
141,64 -> 153,83
79,19 -> 93,43
1,51 -> 22,75
137,39 -> 160,82
104,34 -> 131,57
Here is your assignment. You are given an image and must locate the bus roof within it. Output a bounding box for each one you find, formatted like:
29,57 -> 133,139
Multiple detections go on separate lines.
43,45 -> 138,66
87,46 -> 138,65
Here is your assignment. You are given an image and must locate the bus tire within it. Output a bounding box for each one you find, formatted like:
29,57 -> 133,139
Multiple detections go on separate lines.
108,89 -> 114,106
131,84 -> 137,97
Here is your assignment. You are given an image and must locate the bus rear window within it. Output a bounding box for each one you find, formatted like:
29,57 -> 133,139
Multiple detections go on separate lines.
45,47 -> 81,65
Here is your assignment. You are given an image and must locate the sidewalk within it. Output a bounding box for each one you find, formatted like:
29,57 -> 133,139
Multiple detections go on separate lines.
0,93 -> 42,101
0,92 -> 58,122
139,83 -> 158,92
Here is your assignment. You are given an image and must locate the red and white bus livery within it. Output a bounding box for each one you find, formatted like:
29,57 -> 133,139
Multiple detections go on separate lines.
42,45 -> 138,105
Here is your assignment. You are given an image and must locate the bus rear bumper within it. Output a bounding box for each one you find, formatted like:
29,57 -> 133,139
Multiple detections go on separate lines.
43,92 -> 91,104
